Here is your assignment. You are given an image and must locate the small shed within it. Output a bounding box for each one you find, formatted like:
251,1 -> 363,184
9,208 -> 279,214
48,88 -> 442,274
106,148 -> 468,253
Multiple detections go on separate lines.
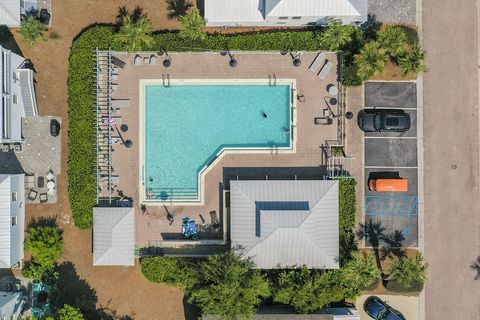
93,207 -> 135,266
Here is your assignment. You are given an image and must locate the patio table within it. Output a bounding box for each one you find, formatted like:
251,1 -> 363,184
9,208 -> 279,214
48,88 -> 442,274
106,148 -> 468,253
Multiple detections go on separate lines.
328,85 -> 339,96
47,181 -> 55,189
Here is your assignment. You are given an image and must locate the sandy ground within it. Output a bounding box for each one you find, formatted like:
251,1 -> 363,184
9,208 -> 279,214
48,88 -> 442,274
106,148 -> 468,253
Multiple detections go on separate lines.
422,0 -> 480,319
12,1 -> 187,319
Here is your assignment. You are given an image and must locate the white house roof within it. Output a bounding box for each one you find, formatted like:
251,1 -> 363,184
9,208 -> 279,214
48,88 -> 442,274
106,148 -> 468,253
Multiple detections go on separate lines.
0,175 -> 12,268
0,291 -> 24,318
0,0 -> 21,27
267,0 -> 360,18
230,180 -> 339,269
205,0 -> 362,24
93,207 -> 135,266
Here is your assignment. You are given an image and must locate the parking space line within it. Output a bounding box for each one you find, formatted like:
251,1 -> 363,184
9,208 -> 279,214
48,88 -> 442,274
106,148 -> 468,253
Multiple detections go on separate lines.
365,166 -> 418,169
365,136 -> 418,139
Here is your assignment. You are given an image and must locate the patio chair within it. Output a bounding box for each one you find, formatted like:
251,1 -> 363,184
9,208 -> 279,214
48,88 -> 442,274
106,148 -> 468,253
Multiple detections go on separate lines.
318,60 -> 334,80
25,174 -> 35,189
210,211 -> 220,230
309,52 -> 325,74
39,193 -> 48,204
134,55 -> 142,65
47,188 -> 56,196
149,55 -> 158,65
314,117 -> 333,125
27,189 -> 38,201
46,169 -> 54,181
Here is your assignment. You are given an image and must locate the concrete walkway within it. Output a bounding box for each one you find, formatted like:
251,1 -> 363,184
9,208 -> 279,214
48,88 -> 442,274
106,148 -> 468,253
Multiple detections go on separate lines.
422,0 -> 480,319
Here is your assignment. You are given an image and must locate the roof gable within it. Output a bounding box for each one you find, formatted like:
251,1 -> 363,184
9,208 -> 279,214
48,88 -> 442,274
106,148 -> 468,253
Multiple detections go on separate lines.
266,0 -> 360,18
0,175 -> 12,268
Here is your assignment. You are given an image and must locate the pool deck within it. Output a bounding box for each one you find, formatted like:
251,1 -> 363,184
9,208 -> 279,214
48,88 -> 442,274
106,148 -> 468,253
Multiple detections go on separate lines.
103,51 -> 341,250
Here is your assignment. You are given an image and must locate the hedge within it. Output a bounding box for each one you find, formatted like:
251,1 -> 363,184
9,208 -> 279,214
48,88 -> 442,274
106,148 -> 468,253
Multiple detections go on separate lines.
338,179 -> 357,265
68,26 -> 362,229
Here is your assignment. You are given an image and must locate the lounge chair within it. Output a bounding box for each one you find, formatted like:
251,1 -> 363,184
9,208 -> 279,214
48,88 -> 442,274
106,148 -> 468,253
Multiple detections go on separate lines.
309,52 -> 326,74
314,117 -> 333,125
318,60 -> 334,80
46,170 -> 54,181
39,193 -> 48,204
112,99 -> 130,107
149,55 -> 158,65
27,189 -> 38,201
134,55 -> 142,65
25,175 -> 35,189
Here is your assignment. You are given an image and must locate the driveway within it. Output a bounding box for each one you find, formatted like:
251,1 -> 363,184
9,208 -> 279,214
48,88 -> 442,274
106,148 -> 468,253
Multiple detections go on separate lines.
356,294 -> 420,320
363,82 -> 418,247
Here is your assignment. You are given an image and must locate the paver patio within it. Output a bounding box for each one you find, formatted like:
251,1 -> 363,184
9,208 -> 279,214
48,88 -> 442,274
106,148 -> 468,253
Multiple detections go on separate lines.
101,51 -> 343,249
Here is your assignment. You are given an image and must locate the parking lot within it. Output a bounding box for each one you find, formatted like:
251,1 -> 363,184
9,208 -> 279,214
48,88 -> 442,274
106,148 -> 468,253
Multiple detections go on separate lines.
364,82 -> 418,247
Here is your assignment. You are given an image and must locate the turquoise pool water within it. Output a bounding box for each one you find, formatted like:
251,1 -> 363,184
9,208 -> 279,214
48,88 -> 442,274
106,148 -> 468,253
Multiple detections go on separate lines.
144,84 -> 291,200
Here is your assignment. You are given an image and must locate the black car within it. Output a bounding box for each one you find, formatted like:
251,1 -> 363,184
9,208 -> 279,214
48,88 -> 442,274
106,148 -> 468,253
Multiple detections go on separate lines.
50,119 -> 60,137
358,109 -> 410,132
364,296 -> 406,320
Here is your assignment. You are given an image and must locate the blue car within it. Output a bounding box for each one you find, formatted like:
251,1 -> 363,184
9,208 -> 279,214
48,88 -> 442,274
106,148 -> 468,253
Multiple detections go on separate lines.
363,296 -> 406,320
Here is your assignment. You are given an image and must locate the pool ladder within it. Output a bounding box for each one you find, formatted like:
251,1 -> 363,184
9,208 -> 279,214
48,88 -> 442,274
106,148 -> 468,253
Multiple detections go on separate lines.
162,74 -> 170,87
270,145 -> 278,155
268,74 -> 277,86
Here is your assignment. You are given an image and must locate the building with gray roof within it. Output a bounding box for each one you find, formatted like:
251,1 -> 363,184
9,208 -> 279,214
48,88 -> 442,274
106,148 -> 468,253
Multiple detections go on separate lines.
230,180 -> 339,269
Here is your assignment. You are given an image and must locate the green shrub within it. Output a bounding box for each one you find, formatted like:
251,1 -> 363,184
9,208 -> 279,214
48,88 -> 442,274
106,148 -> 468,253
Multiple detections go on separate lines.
377,27 -> 407,57
354,41 -> 388,81
45,304 -> 85,320
22,260 -> 55,281
189,251 -> 271,320
386,253 -> 427,292
140,256 -> 196,290
272,267 -> 359,314
399,43 -> 427,77
338,179 -> 357,264
342,63 -> 363,87
20,16 -> 47,47
25,226 -> 63,266
342,252 -> 381,291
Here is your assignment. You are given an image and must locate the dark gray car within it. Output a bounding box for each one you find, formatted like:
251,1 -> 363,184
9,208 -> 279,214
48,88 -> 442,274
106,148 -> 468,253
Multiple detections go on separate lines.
358,109 -> 410,132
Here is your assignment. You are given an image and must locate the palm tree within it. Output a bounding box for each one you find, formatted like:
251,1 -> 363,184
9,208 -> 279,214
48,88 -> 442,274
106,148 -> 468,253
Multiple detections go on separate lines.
20,16 -> 47,47
356,220 -> 387,277
166,0 -> 193,20
342,252 -> 381,290
377,26 -> 408,57
354,41 -> 388,81
387,253 -> 428,291
179,8 -> 206,41
399,43 -> 427,77
320,20 -> 354,51
115,15 -> 153,51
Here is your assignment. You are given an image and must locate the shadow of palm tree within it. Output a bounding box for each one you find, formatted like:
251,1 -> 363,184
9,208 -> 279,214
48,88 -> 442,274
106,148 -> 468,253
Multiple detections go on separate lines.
380,230 -> 406,260
471,256 -> 480,280
51,262 -> 133,320
27,216 -> 59,229
116,5 -> 145,24
356,220 -> 387,280
166,0 -> 193,20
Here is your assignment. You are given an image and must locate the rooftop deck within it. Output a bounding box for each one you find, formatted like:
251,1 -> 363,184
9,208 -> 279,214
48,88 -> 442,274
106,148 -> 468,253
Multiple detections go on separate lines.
95,51 -> 343,251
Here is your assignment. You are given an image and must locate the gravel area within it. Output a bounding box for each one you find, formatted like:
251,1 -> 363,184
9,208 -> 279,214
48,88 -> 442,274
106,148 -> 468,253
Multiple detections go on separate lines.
368,0 -> 416,25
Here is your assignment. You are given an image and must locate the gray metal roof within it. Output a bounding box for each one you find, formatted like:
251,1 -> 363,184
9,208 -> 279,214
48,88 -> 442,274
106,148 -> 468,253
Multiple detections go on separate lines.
230,180 -> 339,269
0,1 -> 21,26
93,207 -> 135,266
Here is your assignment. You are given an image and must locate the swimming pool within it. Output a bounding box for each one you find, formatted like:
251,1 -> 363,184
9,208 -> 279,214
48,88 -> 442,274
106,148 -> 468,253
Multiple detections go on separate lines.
141,80 -> 295,203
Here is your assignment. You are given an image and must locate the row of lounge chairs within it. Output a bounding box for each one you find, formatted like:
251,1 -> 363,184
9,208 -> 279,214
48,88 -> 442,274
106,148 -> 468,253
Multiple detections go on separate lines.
308,52 -> 334,80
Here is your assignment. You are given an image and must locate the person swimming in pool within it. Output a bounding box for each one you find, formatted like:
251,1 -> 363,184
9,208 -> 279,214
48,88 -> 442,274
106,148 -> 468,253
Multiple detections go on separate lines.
262,111 -> 268,118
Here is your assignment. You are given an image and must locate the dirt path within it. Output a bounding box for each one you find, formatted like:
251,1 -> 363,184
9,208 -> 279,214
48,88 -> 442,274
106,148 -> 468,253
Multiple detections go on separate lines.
13,1 -> 186,319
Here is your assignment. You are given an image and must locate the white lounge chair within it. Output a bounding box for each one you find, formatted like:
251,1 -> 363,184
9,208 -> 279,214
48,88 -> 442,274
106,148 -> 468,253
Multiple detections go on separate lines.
112,99 -> 130,107
314,117 -> 333,125
149,55 -> 158,65
134,55 -> 142,65
309,52 -> 326,74
318,60 -> 334,80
